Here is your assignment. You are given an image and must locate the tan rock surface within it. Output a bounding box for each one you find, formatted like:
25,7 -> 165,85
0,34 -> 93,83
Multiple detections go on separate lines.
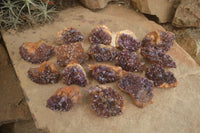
80,0 -> 111,9
172,0 -> 200,27
131,0 -> 175,23
2,5 -> 200,133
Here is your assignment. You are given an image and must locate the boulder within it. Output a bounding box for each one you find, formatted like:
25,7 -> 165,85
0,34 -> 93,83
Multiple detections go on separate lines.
172,0 -> 200,27
0,43 -> 32,125
176,29 -> 200,64
131,0 -> 175,23
80,0 -> 112,10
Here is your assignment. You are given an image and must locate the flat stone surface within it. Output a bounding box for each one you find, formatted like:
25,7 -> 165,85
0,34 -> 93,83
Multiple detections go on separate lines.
2,4 -> 200,133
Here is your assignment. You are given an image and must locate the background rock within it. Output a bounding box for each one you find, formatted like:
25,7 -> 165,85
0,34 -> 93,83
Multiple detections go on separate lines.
0,36 -> 47,132
0,43 -> 31,125
80,0 -> 112,10
172,0 -> 200,27
175,29 -> 200,64
131,0 -> 175,23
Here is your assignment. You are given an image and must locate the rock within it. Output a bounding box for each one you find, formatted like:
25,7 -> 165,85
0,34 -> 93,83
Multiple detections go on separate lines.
0,43 -> 31,125
80,0 -> 112,10
3,5 -> 200,133
176,29 -> 200,64
172,0 -> 200,27
131,0 -> 175,23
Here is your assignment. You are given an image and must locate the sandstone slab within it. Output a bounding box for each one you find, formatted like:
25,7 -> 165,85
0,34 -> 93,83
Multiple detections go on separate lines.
2,5 -> 200,133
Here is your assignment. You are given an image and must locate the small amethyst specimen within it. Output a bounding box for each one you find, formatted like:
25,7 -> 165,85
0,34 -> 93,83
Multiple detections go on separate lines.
47,86 -> 81,111
54,42 -> 87,67
62,63 -> 87,87
145,64 -> 177,88
19,40 -> 53,63
89,64 -> 122,84
88,44 -> 119,62
88,85 -> 125,118
28,61 -> 60,84
88,25 -> 112,45
118,72 -> 154,108
116,50 -> 145,72
142,30 -> 175,53
141,46 -> 176,68
116,30 -> 141,52
56,27 -> 84,45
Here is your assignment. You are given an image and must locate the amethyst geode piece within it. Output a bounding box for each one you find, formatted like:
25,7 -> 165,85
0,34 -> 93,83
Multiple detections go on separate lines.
141,46 -> 176,68
62,62 -> 87,87
28,61 -> 60,84
115,30 -> 141,52
116,50 -> 145,72
89,64 -> 122,84
19,40 -> 53,63
47,86 -> 81,111
88,85 -> 125,118
142,30 -> 175,53
145,64 -> 177,88
118,72 -> 154,108
56,27 -> 84,45
88,25 -> 112,45
88,44 -> 119,62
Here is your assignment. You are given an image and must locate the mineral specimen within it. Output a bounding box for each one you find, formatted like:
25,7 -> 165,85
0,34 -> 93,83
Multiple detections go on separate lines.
28,61 -> 60,84
88,44 -> 119,62
62,62 -> 87,87
19,40 -> 54,63
118,72 -> 154,108
145,64 -> 177,88
141,46 -> 176,68
88,85 -> 125,118
54,42 -> 87,67
142,30 -> 175,53
88,25 -> 112,45
89,64 -> 122,84
46,86 -> 81,111
115,50 -> 145,72
56,27 -> 84,45
115,30 -> 141,52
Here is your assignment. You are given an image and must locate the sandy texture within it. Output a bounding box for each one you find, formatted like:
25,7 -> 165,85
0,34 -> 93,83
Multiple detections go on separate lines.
2,5 -> 200,133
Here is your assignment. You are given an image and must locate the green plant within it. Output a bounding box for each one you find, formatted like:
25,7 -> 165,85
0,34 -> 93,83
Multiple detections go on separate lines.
20,0 -> 38,16
1,0 -> 21,18
33,0 -> 57,24
0,0 -> 23,30
0,0 -> 57,30
0,10 -> 7,30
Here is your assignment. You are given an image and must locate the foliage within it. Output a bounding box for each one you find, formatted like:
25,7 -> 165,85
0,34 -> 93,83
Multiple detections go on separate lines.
0,0 -> 57,30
